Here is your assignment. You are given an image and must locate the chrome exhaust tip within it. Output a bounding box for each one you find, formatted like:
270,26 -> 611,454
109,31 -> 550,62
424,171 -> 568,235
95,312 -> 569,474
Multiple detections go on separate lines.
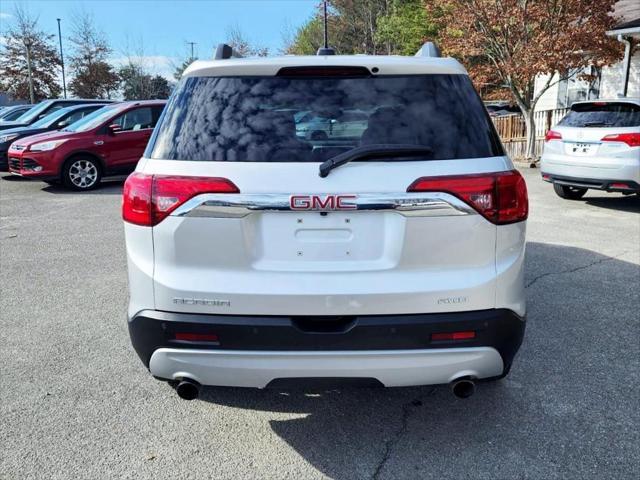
451,378 -> 476,399
176,378 -> 200,400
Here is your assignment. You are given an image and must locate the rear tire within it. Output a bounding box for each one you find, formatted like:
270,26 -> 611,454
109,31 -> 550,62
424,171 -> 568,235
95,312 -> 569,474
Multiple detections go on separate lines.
62,156 -> 102,191
553,183 -> 587,200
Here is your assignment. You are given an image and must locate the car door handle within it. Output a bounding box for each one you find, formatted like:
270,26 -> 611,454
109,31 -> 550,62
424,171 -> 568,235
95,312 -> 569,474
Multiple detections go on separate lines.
94,140 -> 104,145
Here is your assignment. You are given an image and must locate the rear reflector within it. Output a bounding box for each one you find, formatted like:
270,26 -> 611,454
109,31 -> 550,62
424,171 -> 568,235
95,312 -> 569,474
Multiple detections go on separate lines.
123,173 -> 239,226
431,331 -> 476,341
545,130 -> 562,142
601,133 -> 640,147
407,170 -> 528,225
610,182 -> 630,189
174,333 -> 219,342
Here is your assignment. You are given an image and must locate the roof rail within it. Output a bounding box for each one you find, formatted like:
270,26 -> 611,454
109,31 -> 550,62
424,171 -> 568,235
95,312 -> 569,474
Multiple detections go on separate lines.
415,42 -> 441,58
215,43 -> 243,60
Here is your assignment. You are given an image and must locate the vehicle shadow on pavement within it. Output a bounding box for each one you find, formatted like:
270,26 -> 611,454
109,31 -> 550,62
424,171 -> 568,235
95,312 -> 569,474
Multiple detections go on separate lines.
584,194 -> 639,213
1,173 -> 124,195
191,242 -> 640,480
40,181 -> 124,196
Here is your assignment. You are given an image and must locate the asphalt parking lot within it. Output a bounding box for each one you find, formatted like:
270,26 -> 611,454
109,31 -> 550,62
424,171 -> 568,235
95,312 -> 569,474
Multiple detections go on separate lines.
1,168 -> 638,480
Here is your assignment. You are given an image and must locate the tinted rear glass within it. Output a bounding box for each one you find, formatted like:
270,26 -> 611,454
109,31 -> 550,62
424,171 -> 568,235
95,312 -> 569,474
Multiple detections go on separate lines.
148,74 -> 503,162
558,102 -> 640,128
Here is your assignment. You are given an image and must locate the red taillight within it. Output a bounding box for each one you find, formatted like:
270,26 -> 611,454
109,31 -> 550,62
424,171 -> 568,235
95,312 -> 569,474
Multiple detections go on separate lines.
545,130 -> 562,142
407,170 -> 528,225
601,133 -> 640,147
431,331 -> 476,341
174,333 -> 219,342
123,173 -> 239,226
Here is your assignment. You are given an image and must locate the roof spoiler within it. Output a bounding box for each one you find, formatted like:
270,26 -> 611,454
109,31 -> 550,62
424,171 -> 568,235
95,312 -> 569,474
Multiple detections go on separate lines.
415,42 -> 441,58
215,43 -> 243,60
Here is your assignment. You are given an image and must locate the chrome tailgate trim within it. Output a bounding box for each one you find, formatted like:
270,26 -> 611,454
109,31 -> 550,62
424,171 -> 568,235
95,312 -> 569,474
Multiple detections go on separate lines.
171,192 -> 476,218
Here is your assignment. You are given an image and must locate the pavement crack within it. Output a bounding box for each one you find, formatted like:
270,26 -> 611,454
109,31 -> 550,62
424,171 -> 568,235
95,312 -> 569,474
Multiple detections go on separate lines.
372,390 -> 435,480
526,251 -> 629,289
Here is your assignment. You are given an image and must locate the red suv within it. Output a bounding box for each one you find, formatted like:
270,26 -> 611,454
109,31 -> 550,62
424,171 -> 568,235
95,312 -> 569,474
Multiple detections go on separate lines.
8,100 -> 166,190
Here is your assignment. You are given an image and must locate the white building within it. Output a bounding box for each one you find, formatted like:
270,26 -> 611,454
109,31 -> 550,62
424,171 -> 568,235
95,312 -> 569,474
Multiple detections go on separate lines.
534,0 -> 639,111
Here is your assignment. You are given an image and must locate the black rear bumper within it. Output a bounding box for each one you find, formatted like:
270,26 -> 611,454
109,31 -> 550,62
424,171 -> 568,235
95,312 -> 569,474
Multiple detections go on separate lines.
128,309 -> 526,373
542,173 -> 640,192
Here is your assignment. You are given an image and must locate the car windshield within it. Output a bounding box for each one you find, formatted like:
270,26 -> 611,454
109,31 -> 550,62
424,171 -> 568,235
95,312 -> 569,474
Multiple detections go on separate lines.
558,102 -> 640,128
30,106 -> 76,128
14,101 -> 53,123
63,104 -> 119,132
148,74 -> 503,162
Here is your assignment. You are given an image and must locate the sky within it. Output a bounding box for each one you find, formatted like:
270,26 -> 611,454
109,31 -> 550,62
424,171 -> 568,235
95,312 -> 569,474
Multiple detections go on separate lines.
0,0 -> 318,81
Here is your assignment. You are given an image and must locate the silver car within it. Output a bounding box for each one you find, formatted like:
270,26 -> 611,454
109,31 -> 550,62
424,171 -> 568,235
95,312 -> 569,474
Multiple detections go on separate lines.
541,98 -> 640,199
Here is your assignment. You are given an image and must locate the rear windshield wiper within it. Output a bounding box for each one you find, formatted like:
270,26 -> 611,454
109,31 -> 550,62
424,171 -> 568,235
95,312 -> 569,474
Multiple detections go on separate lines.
319,144 -> 433,178
581,121 -> 613,127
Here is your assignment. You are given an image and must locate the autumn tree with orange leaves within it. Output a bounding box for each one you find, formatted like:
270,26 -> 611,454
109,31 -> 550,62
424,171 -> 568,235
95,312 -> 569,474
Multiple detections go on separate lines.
432,0 -> 623,160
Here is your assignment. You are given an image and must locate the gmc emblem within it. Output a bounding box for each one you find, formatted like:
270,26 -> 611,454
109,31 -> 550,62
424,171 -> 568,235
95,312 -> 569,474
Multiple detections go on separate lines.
290,194 -> 357,210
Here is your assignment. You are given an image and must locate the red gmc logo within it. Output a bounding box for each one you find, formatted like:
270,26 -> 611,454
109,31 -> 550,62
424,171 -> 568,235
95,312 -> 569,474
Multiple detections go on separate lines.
290,194 -> 357,210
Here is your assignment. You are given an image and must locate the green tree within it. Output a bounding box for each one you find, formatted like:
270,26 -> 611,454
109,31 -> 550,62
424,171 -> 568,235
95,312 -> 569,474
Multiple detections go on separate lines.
0,6 -> 61,101
173,57 -> 194,81
119,65 -> 171,100
68,13 -> 119,98
286,0 -> 434,55
376,0 -> 437,55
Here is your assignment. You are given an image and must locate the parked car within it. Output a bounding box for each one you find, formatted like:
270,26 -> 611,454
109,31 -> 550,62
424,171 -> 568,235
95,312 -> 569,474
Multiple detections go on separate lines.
0,99 -> 114,132
123,43 -> 528,401
541,98 -> 640,199
484,101 -> 521,117
0,103 -> 110,171
0,104 -> 33,123
295,110 -> 369,141
8,100 -> 166,190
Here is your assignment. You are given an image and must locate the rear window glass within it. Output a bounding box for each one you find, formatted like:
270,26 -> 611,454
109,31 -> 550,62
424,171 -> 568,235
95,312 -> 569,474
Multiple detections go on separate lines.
148,74 -> 503,162
558,102 -> 640,128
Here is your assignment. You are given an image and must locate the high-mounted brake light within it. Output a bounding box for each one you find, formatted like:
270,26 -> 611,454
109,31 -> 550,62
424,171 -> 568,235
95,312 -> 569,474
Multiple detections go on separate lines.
545,130 -> 562,142
407,170 -> 528,225
601,133 -> 640,148
123,173 -> 239,226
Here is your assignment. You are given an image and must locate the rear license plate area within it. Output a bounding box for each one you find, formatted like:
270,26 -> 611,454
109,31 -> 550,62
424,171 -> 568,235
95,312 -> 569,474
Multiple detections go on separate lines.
565,142 -> 597,156
251,211 -> 404,271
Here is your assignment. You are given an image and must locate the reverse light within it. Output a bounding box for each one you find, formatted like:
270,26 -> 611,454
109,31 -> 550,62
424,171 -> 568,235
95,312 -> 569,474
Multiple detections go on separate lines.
123,173 -> 239,226
29,139 -> 68,152
431,331 -> 476,341
407,170 -> 528,225
545,130 -> 562,142
600,133 -> 640,147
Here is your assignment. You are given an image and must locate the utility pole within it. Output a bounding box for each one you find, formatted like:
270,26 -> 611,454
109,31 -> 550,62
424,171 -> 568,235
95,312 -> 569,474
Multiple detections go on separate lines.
187,41 -> 196,60
24,39 -> 35,104
57,18 -> 67,98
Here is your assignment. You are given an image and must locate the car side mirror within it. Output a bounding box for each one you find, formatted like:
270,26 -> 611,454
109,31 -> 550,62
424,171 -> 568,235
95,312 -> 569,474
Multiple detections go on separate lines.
108,124 -> 122,134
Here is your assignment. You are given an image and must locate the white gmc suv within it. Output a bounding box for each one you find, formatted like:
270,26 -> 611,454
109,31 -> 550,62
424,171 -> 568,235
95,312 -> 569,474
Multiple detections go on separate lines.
123,43 -> 528,400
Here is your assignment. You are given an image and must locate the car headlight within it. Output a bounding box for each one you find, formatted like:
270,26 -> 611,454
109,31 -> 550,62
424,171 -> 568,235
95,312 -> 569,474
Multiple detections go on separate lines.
29,139 -> 68,152
0,133 -> 19,144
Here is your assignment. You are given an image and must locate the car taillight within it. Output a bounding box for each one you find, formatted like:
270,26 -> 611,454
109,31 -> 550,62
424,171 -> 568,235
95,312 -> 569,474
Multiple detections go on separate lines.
600,133 -> 640,147
545,130 -> 562,142
407,170 -> 528,225
123,173 -> 239,226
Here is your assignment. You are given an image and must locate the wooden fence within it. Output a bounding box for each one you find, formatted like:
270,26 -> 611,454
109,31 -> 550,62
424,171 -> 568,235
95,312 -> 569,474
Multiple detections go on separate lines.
491,108 -> 569,159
